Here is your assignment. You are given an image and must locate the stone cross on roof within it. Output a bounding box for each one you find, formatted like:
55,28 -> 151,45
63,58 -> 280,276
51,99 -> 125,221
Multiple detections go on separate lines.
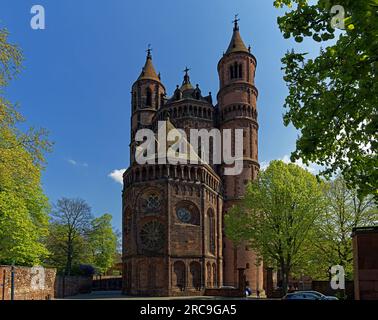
146,44 -> 152,58
233,14 -> 240,30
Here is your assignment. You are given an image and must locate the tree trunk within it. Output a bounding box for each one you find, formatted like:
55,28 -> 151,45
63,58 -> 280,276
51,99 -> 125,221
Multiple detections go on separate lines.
280,261 -> 290,295
66,241 -> 73,276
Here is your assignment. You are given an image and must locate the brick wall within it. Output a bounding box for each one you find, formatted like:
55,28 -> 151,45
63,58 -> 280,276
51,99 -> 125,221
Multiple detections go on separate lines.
0,265 -> 93,300
0,265 -> 56,300
54,275 -> 92,298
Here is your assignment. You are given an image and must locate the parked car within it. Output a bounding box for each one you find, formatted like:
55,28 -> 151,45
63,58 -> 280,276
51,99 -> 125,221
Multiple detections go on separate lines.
282,290 -> 338,300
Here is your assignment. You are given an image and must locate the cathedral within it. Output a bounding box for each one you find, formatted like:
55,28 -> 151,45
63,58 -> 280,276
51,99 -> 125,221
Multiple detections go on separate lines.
122,19 -> 265,296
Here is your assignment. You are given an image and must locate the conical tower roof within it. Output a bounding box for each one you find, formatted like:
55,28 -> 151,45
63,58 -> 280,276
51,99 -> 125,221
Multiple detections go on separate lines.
226,17 -> 249,54
138,48 -> 160,81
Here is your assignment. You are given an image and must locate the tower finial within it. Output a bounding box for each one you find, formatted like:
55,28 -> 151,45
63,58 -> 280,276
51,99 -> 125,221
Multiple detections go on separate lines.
146,44 -> 152,59
183,66 -> 191,84
138,44 -> 160,81
183,66 -> 190,76
181,66 -> 193,91
233,14 -> 240,31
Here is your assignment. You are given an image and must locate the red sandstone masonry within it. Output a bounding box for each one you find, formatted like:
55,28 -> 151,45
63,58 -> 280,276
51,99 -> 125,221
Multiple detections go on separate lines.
0,265 -> 92,300
122,21 -> 264,297
0,265 -> 56,300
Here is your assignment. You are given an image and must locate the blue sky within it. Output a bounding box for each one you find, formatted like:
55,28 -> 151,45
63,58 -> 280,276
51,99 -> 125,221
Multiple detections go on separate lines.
0,0 -> 322,230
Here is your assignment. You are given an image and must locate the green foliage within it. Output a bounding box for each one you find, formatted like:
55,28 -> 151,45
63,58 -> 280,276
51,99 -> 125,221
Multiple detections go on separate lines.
88,214 -> 118,274
47,198 -> 118,275
310,176 -> 378,279
48,198 -> 93,275
0,28 -> 22,88
0,28 -> 51,266
0,191 -> 49,265
274,0 -> 378,199
225,160 -> 325,292
45,222 -> 92,273
225,161 -> 377,284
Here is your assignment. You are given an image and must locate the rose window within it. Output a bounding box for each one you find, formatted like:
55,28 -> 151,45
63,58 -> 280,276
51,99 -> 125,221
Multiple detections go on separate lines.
140,221 -> 165,251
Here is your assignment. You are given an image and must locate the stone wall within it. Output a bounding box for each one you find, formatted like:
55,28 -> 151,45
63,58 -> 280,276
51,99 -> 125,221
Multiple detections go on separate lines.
92,276 -> 122,291
54,275 -> 92,298
0,265 -> 56,300
0,265 -> 93,300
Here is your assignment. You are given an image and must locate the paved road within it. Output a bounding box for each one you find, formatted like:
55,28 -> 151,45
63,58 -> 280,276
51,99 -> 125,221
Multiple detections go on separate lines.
60,291 -> 264,300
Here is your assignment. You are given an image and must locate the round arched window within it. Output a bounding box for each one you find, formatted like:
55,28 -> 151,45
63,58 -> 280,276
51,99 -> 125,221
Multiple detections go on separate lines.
176,207 -> 192,223
175,202 -> 200,225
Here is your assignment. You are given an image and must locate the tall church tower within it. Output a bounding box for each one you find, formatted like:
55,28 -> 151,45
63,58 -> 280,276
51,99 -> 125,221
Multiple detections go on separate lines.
123,48 -> 223,297
217,18 -> 263,293
130,48 -> 166,164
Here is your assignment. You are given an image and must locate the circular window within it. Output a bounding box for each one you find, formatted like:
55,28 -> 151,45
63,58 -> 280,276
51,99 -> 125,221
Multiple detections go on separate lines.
176,207 -> 192,223
140,221 -> 165,252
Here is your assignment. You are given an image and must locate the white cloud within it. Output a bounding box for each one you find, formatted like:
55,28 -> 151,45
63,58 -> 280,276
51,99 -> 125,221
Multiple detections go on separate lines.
67,159 -> 88,167
108,169 -> 126,185
261,155 -> 322,174
68,159 -> 77,165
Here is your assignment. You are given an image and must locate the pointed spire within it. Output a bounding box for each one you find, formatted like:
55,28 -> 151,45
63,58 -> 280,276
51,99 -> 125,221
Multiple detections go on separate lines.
180,66 -> 194,91
138,45 -> 161,81
226,15 -> 249,55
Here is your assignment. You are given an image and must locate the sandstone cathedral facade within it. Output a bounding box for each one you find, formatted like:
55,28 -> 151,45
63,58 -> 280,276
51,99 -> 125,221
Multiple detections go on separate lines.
122,20 -> 265,296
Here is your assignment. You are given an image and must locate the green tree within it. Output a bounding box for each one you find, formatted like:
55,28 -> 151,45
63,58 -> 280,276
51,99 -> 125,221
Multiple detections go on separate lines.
0,28 -> 51,265
311,176 -> 378,279
88,214 -> 117,274
45,222 -> 91,273
273,0 -> 378,198
225,160 -> 325,293
47,199 -> 118,275
49,198 -> 93,275
0,192 -> 49,265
